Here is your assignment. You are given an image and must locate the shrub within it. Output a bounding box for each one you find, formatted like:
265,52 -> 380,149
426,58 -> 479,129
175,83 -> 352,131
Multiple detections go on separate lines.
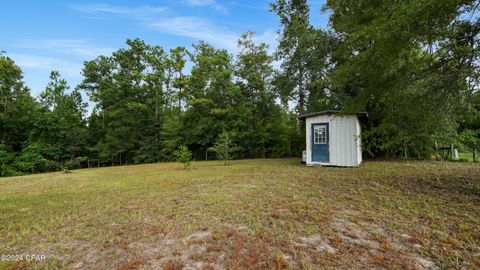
209,130 -> 240,166
40,159 -> 60,172
65,156 -> 88,170
174,145 -> 192,169
0,149 -> 19,177
15,143 -> 60,173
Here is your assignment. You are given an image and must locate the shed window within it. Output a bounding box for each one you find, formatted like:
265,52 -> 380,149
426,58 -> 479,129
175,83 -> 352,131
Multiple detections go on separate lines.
314,126 -> 327,144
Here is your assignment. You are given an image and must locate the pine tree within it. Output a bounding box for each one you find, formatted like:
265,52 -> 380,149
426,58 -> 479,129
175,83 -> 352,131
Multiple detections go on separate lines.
174,145 -> 192,169
209,130 -> 240,166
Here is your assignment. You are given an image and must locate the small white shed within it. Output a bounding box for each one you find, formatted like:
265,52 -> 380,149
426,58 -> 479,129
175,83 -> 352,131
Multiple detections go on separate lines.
298,110 -> 367,167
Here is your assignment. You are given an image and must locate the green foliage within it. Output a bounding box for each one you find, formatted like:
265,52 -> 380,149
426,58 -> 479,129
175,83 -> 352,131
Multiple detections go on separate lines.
459,129 -> 480,150
182,42 -> 241,159
64,156 -> 88,170
271,0 -> 333,114
0,55 -> 87,175
15,143 -> 60,173
78,39 -> 191,165
458,92 -> 480,153
2,0 -> 479,178
174,145 -> 192,168
160,111 -> 184,161
209,130 -> 240,165
324,0 -> 479,158
38,71 -> 88,161
0,148 -> 18,177
233,32 -> 302,158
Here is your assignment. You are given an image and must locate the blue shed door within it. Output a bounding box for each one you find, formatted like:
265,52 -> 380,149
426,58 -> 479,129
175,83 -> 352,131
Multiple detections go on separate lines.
311,123 -> 329,162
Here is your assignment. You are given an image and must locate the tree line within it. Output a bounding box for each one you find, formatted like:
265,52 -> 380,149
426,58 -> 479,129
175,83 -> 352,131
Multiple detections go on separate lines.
1,0 -> 479,176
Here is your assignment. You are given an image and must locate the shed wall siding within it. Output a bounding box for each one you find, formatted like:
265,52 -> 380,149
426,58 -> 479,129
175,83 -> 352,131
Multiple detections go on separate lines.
305,114 -> 361,167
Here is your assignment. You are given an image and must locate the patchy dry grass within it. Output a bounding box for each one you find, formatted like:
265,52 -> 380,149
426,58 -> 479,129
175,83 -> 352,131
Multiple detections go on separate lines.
0,159 -> 479,269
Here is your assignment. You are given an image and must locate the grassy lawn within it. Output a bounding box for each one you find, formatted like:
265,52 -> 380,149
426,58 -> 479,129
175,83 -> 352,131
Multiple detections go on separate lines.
459,152 -> 476,162
0,159 -> 479,269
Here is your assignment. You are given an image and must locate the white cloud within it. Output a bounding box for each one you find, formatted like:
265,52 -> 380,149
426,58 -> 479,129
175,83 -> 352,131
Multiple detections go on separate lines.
71,3 -> 276,54
254,29 -> 278,52
16,39 -> 114,58
70,3 -> 168,18
150,18 -> 277,54
184,0 -> 228,14
10,54 -> 83,78
72,3 -> 237,51
186,0 -> 215,6
71,3 -> 130,14
232,2 -> 270,11
212,4 -> 228,14
149,16 -> 238,51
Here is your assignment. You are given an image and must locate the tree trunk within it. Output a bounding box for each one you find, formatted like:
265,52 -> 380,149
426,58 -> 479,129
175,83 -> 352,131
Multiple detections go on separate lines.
178,71 -> 183,109
155,86 -> 159,150
288,140 -> 291,158
473,148 -> 477,163
262,142 -> 265,158
1,96 -> 6,145
225,135 -> 228,165
450,144 -> 454,160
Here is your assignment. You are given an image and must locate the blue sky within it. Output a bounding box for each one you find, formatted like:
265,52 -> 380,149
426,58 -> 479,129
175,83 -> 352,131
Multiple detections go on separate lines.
0,0 -> 328,98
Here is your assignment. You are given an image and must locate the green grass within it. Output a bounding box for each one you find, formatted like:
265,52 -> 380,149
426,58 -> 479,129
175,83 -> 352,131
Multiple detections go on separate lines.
459,151 -> 475,162
0,159 -> 479,269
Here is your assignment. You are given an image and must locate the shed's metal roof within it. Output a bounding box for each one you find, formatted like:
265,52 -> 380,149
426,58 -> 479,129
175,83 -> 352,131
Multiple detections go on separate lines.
297,110 -> 368,120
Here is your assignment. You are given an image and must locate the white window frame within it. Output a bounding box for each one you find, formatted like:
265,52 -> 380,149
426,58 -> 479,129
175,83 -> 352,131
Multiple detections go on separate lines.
314,126 -> 327,144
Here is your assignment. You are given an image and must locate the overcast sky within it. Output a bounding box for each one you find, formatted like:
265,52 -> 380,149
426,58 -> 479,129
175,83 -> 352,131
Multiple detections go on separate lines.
1,0 -> 328,98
